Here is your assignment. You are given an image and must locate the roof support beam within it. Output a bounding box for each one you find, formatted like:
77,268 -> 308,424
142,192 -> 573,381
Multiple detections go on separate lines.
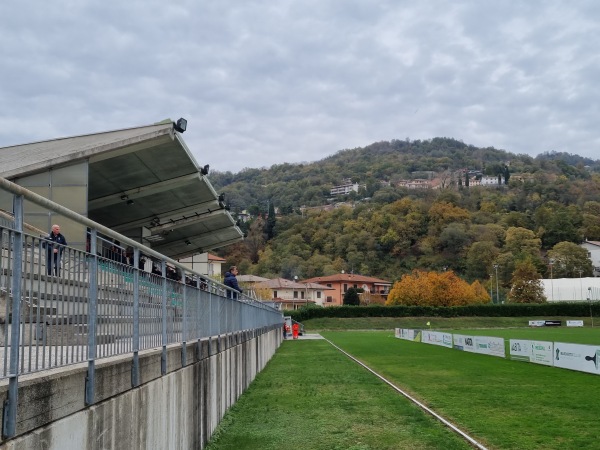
148,209 -> 229,233
111,200 -> 222,231
89,173 -> 202,209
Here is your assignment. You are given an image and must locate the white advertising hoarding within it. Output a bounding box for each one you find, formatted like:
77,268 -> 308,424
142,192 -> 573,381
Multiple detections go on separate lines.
554,342 -> 600,375
421,330 -> 453,348
567,320 -> 584,327
395,329 -> 422,342
530,341 -> 553,366
529,320 -> 545,327
510,339 -> 531,362
474,336 -> 505,358
453,334 -> 477,353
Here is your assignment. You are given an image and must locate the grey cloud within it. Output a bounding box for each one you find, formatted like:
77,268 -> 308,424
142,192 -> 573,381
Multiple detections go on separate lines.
1,1 -> 600,172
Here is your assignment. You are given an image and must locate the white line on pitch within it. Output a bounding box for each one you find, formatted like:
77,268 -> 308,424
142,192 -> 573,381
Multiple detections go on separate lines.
323,337 -> 489,450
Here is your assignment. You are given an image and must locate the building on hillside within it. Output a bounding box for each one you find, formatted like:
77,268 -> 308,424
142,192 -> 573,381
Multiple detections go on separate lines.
581,240 -> 600,277
178,252 -> 226,277
396,179 -> 430,189
254,277 -> 333,310
479,176 -> 502,186
330,179 -> 360,196
301,272 -> 392,307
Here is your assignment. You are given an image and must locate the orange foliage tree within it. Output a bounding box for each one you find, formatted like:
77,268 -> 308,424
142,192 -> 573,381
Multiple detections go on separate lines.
386,270 -> 490,307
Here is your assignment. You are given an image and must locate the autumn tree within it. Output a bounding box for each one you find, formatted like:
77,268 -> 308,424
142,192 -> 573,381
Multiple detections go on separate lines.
508,259 -> 546,303
386,270 -> 487,307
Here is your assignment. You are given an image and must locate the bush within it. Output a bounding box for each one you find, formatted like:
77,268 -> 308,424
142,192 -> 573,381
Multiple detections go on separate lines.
287,302 -> 599,322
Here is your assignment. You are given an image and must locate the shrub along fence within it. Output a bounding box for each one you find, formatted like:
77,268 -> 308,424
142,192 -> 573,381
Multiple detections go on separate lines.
288,302 -> 600,322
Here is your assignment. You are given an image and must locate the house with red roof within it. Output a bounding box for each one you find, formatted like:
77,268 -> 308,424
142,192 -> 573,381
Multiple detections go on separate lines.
255,277 -> 334,310
301,272 -> 392,306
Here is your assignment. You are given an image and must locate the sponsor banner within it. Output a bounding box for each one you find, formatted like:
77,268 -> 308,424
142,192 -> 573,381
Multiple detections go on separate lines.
453,334 -> 476,353
529,320 -> 546,327
474,336 -> 505,358
567,320 -> 584,327
545,320 -> 562,327
396,329 -> 422,342
554,342 -> 600,375
510,339 -> 531,362
394,328 -> 401,338
421,330 -> 453,348
413,330 -> 422,342
530,341 -> 553,366
509,340 -> 553,365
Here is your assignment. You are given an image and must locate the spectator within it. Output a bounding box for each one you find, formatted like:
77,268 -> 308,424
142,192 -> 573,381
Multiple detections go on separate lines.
223,266 -> 243,299
45,224 -> 67,276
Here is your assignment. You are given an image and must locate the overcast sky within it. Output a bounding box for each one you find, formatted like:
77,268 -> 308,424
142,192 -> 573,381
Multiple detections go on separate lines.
1,1 -> 599,173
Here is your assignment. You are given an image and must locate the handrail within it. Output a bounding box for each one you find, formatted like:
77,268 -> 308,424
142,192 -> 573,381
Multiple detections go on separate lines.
0,176 -> 283,438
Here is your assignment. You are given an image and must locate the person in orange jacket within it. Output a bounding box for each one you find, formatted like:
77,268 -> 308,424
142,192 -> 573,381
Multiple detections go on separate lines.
292,322 -> 299,339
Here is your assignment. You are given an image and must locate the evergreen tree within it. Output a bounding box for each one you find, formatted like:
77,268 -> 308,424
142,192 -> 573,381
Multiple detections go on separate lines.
343,287 -> 361,306
265,200 -> 277,240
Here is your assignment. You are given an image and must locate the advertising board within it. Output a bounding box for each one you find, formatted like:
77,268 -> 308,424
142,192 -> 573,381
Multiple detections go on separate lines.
421,330 -> 453,348
474,336 -> 505,358
566,320 -> 584,327
453,334 -> 476,353
509,339 -> 531,362
554,342 -> 600,375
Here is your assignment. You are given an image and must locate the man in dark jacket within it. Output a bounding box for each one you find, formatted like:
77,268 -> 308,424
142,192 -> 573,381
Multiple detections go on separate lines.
46,224 -> 68,276
223,266 -> 243,299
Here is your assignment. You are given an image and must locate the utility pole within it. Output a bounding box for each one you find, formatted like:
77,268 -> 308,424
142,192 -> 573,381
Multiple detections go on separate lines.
493,264 -> 499,304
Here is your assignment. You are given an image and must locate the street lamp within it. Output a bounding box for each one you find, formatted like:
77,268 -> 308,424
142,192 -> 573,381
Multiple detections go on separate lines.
549,258 -> 555,301
579,269 -> 583,300
493,264 -> 499,304
588,287 -> 594,328
490,273 -> 493,303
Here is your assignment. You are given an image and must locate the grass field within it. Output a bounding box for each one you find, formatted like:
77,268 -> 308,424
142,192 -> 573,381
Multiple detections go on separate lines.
204,339 -> 471,450
206,319 -> 600,449
323,330 -> 600,449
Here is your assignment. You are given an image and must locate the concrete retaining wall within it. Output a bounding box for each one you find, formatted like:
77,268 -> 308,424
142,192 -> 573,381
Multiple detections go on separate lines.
0,325 -> 281,449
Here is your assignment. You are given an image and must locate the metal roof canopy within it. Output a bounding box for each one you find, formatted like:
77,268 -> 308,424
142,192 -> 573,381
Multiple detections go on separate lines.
0,121 -> 243,258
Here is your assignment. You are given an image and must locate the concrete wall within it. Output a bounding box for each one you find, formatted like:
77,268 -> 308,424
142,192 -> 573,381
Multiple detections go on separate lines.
0,325 -> 281,449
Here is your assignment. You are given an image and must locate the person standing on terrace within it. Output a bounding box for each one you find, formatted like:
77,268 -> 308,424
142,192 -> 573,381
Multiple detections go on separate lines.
45,224 -> 67,276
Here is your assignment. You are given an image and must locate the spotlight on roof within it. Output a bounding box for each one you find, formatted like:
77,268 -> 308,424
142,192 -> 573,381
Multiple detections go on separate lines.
173,117 -> 187,133
127,199 -> 134,205
200,164 -> 210,175
120,194 -> 129,201
185,240 -> 192,246
218,193 -> 225,202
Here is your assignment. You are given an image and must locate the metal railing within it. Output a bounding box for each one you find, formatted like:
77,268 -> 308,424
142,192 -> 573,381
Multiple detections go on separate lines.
0,177 -> 282,438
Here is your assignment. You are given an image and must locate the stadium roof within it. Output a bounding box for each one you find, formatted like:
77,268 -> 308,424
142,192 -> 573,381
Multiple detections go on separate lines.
0,120 -> 243,258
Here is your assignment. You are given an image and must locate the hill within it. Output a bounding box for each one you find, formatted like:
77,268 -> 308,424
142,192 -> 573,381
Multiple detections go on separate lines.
206,137 -> 600,299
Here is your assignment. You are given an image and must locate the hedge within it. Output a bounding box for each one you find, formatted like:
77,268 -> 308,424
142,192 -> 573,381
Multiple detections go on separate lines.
287,302 -> 600,322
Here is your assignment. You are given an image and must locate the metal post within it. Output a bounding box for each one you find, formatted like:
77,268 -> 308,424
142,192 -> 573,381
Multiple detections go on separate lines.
490,273 -> 493,303
161,261 -> 167,375
588,287 -> 594,328
85,229 -> 99,405
549,259 -> 554,301
2,195 -> 24,438
181,273 -> 187,368
132,248 -> 140,387
493,264 -> 499,304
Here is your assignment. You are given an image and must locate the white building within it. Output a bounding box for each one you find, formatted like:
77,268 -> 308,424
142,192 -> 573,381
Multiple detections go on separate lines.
581,240 -> 600,277
541,277 -> 600,302
330,179 -> 360,196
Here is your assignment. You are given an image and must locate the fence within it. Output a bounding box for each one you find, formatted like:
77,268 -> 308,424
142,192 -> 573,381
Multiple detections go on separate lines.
0,176 -> 282,438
